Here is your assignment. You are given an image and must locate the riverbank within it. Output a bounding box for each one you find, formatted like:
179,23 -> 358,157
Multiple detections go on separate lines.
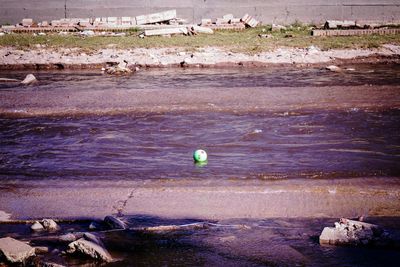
0,44 -> 399,70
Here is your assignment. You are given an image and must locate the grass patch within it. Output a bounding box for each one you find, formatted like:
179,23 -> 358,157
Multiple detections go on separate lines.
0,25 -> 399,53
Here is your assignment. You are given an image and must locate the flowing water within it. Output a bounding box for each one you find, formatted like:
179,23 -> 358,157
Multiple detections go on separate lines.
1,65 -> 400,266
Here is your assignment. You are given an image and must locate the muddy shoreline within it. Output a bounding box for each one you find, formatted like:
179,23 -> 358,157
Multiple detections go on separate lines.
0,45 -> 399,70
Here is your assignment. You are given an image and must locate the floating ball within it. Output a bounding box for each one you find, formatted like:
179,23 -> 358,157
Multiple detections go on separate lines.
193,149 -> 207,162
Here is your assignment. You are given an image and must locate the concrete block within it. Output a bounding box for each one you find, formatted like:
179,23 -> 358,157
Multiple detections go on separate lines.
21,18 -> 33,27
136,10 -> 177,25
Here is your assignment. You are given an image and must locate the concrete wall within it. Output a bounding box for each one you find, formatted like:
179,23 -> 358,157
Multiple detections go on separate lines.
1,0 -> 399,25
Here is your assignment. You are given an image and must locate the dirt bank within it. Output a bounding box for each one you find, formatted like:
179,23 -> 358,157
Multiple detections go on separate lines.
0,45 -> 399,70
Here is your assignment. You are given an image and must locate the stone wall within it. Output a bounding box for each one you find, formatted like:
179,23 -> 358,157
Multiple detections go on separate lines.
1,0 -> 399,25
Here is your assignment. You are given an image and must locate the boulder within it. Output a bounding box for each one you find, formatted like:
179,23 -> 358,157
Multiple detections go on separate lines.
31,221 -> 45,231
59,233 -> 77,243
67,238 -> 112,262
0,237 -> 35,263
83,232 -> 104,247
320,218 -> 391,246
104,215 -> 127,230
42,219 -> 59,231
20,74 -> 38,85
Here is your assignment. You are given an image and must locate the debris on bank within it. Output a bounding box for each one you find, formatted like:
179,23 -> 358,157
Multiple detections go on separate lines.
0,10 -> 261,38
319,218 -> 392,247
312,19 -> 400,36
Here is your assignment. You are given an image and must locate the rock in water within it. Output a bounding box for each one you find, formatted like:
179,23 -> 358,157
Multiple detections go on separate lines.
59,233 -> 77,243
83,232 -> 104,247
104,215 -> 127,229
0,237 -> 35,263
42,219 -> 59,231
20,74 -> 38,85
325,65 -> 342,72
31,221 -> 45,231
320,218 -> 391,246
67,238 -> 112,262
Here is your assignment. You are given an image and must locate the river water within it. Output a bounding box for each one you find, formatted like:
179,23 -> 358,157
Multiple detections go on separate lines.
0,65 -> 400,266
0,65 -> 400,183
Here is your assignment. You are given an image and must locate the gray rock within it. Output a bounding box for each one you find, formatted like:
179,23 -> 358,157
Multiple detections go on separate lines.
59,233 -> 77,243
20,74 -> 38,85
42,219 -> 59,231
67,238 -> 112,262
83,232 -> 104,247
320,218 -> 390,246
31,221 -> 45,231
104,215 -> 127,229
0,237 -> 35,263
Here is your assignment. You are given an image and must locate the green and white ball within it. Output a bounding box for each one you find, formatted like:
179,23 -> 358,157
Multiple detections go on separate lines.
193,149 -> 207,162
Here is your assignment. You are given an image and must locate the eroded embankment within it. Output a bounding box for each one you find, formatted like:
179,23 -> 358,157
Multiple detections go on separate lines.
0,45 -> 399,70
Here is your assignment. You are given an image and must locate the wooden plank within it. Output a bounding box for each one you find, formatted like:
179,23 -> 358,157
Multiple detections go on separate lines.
135,10 -> 177,25
312,28 -> 400,36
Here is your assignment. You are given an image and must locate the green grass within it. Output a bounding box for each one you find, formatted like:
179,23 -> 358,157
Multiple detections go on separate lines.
1,25 -> 399,53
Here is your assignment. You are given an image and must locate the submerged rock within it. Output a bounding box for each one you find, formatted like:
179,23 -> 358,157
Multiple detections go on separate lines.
42,219 -> 59,231
105,61 -> 132,75
59,233 -> 78,243
320,218 -> 391,246
67,238 -> 112,262
0,237 -> 35,263
31,221 -> 45,231
325,65 -> 342,72
104,215 -> 127,230
20,74 -> 38,85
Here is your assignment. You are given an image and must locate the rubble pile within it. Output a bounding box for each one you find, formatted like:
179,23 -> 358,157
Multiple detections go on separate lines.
0,10 -> 260,37
200,13 -> 259,30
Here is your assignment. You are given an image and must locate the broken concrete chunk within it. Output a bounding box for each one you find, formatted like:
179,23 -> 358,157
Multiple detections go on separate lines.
144,27 -> 188,36
201,19 -> 212,25
31,221 -> 45,231
135,10 -> 177,25
67,238 -> 112,262
320,218 -> 391,246
325,20 -> 356,29
104,215 -> 127,229
191,25 -> 214,34
21,18 -> 33,27
20,74 -> 38,85
0,237 -> 35,263
42,219 -> 59,231
241,14 -> 259,28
